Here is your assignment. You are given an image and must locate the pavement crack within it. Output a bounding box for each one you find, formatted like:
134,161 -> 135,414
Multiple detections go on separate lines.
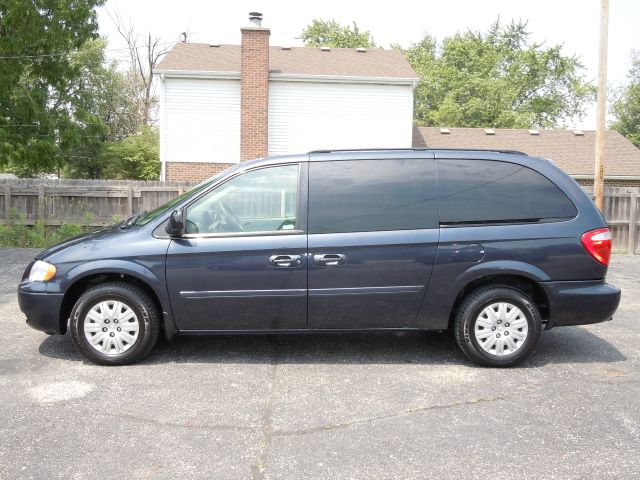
251,338 -> 279,480
273,395 -> 508,438
111,413 -> 256,433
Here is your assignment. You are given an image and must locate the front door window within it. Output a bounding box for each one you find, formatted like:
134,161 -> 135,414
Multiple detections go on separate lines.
185,164 -> 299,234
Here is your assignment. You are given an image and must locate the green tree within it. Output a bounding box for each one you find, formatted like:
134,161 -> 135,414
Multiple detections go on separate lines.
101,126 -> 160,180
61,39 -> 144,178
0,0 -> 105,176
611,51 -> 640,147
299,19 -> 376,48
398,20 -> 595,128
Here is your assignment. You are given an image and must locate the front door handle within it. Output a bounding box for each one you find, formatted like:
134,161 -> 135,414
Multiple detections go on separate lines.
313,253 -> 346,266
269,254 -> 303,267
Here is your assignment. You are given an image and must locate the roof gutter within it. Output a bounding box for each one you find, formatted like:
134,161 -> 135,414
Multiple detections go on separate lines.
268,73 -> 419,86
571,175 -> 640,181
153,69 -> 241,80
153,69 -> 418,86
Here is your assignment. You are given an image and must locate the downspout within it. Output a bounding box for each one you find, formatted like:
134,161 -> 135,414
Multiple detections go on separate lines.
159,73 -> 166,181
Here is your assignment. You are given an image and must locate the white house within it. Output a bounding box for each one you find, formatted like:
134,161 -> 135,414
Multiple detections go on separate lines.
154,13 -> 418,181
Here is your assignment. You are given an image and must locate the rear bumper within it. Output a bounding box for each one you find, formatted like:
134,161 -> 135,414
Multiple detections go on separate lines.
542,280 -> 621,329
18,282 -> 64,335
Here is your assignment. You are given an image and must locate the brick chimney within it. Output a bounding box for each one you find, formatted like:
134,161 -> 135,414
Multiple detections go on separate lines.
240,12 -> 270,161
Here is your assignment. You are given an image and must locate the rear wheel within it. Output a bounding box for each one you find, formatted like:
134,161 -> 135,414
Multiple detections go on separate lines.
70,282 -> 160,365
454,286 -> 542,367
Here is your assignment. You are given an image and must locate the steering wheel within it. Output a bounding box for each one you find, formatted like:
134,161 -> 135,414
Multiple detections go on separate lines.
218,201 -> 244,232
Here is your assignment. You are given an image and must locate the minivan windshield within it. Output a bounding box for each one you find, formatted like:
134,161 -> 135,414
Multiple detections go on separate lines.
134,175 -> 221,226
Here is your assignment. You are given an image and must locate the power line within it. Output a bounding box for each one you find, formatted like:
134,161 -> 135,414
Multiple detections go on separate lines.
0,132 -> 110,138
3,134 -> 108,141
1,124 -> 63,128
0,42 -> 175,60
1,124 -> 103,128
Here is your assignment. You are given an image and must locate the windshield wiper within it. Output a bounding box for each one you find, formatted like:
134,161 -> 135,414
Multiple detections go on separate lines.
120,211 -> 148,229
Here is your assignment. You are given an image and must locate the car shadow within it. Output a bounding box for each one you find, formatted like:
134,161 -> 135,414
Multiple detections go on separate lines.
38,327 -> 626,367
529,327 -> 627,366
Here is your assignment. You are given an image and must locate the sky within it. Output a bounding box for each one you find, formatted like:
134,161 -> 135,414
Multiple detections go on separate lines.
97,0 -> 640,130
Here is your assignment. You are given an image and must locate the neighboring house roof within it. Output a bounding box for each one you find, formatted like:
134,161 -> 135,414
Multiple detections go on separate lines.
413,127 -> 640,177
155,43 -> 418,82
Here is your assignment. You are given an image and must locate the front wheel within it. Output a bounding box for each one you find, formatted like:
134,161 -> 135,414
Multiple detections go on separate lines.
70,282 -> 160,365
454,286 -> 542,367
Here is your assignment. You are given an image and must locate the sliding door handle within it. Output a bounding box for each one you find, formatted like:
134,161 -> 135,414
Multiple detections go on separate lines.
313,253 -> 346,266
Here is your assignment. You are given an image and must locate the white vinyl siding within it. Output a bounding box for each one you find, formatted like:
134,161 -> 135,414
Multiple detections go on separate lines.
268,81 -> 413,155
163,78 -> 241,164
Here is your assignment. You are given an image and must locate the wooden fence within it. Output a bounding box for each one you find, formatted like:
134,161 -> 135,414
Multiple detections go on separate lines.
1,179 -> 639,254
583,186 -> 640,254
0,179 -> 197,227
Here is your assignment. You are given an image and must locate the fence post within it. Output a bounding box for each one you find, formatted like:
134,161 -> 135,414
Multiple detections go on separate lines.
37,185 -> 45,223
4,184 -> 11,221
629,192 -> 637,255
127,187 -> 133,217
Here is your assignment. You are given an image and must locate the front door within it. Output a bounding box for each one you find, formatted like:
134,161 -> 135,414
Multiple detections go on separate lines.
307,157 -> 439,329
166,163 -> 308,331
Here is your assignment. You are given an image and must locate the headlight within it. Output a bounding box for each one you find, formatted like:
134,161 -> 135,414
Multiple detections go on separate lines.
28,261 -> 57,282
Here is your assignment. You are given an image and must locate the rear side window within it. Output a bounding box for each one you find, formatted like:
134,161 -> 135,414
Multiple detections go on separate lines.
309,159 -> 438,234
437,159 -> 577,225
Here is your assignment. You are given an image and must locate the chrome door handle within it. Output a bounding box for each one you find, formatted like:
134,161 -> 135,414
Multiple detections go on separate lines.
269,254 -> 303,267
313,253 -> 346,266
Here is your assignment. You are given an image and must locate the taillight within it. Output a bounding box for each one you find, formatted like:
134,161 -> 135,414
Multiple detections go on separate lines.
581,228 -> 612,266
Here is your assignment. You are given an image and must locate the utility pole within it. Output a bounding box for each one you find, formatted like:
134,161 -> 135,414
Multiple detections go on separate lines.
594,0 -> 609,212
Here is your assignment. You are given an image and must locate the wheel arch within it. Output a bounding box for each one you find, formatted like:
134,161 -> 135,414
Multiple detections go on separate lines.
448,273 -> 550,331
58,262 -> 176,339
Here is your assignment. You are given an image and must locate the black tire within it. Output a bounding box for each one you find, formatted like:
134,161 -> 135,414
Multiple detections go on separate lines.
454,286 -> 542,367
70,281 -> 160,366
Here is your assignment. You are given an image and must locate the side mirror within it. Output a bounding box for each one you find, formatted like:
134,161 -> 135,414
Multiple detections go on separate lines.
165,209 -> 185,237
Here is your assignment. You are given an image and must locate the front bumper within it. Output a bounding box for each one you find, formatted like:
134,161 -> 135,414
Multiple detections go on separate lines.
542,280 -> 621,329
18,282 -> 64,335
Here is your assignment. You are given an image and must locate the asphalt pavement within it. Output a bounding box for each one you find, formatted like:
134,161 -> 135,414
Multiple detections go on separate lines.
1,248 -> 638,479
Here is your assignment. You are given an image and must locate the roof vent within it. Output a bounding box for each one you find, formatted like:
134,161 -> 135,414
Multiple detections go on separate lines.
281,46 -> 291,50
357,48 -> 367,53
209,43 -> 220,48
320,46 -> 331,52
248,12 -> 263,27
529,129 -> 540,135
484,128 -> 495,135
439,128 -> 450,134
573,129 -> 584,136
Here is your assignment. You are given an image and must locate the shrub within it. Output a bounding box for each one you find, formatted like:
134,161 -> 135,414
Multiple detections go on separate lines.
0,222 -> 90,248
56,223 -> 84,239
101,126 -> 160,180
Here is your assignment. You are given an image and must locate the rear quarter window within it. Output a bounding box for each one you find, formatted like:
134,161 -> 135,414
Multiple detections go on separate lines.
437,159 -> 577,225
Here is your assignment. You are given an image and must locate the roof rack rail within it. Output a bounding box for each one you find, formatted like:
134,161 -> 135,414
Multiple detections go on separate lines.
308,147 -> 527,155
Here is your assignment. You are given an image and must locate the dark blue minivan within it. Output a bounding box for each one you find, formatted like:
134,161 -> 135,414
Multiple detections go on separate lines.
18,149 -> 621,366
